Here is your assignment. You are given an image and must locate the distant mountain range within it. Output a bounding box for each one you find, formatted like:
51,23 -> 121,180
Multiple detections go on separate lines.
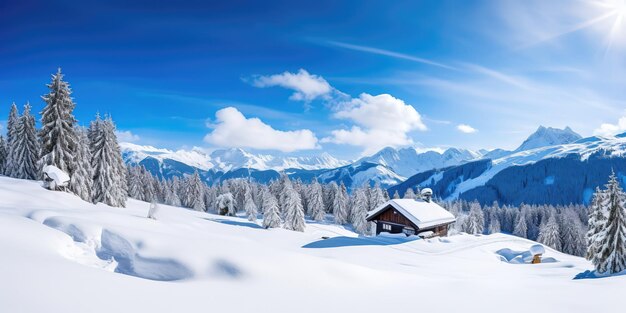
389,127 -> 626,206
123,126 -> 626,206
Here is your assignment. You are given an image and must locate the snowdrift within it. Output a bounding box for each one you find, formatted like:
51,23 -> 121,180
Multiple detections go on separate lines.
0,176 -> 624,313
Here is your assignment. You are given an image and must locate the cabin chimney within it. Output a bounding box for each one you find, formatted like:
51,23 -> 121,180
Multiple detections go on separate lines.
421,188 -> 433,203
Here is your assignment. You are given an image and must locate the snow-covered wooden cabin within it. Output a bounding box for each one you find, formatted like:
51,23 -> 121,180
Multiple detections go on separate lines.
366,199 -> 456,237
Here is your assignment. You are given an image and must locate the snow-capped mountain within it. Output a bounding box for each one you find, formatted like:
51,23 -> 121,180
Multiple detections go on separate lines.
120,143 -> 348,172
515,126 -> 582,152
357,147 -> 483,178
389,132 -> 626,206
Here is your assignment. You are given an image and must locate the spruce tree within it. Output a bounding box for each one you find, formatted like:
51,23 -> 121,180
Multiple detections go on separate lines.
185,171 -> 205,211
351,189 -> 370,235
39,68 -> 78,179
369,183 -> 385,211
464,202 -> 485,234
128,166 -> 144,200
307,179 -> 326,221
262,189 -> 282,229
393,190 -> 400,199
283,182 -> 305,232
403,187 -> 416,199
537,213 -> 562,251
70,127 -> 93,201
13,104 -> 39,180
244,185 -> 258,221
0,135 -> 7,175
333,182 -> 349,224
164,180 -> 182,207
5,103 -> 19,177
586,187 -> 607,262
596,172 -> 626,274
513,210 -> 528,238
90,116 -> 127,207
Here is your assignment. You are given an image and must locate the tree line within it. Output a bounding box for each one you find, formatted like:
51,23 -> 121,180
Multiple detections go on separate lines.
0,69 -> 127,207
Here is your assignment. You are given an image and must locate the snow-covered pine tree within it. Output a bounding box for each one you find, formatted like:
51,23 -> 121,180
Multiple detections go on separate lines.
39,68 -> 78,180
69,127 -> 93,201
351,188 -> 370,235
5,103 -> 19,177
595,172 -> 626,274
537,212 -> 562,250
333,182 -> 349,224
127,166 -> 144,200
560,210 -> 586,257
368,183 -> 385,211
164,179 -> 182,207
586,187 -> 606,262
403,187 -> 416,199
282,182 -> 305,232
244,185 -> 258,222
392,190 -> 400,199
307,179 -> 325,221
13,104 -> 39,180
488,213 -> 501,234
0,135 -> 7,175
464,202 -> 485,234
262,188 -> 282,229
89,116 -> 127,207
141,167 -> 156,202
184,171 -> 206,211
513,209 -> 529,238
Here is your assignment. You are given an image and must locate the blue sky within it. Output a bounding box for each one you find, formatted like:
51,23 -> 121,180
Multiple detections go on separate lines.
1,0 -> 626,160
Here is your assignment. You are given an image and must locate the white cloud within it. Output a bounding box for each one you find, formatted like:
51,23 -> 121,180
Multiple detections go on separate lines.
116,130 -> 140,143
204,107 -> 319,152
251,69 -> 333,103
322,93 -> 427,155
457,124 -> 478,134
594,116 -> 626,136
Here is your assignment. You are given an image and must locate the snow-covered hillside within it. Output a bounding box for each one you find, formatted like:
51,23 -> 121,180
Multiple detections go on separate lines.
1,176 -> 623,313
121,143 -> 348,172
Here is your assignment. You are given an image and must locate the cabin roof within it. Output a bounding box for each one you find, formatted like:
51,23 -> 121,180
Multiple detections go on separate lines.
366,199 -> 456,229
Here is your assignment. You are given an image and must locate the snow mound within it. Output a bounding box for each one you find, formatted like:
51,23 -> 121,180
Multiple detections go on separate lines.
496,248 -> 558,264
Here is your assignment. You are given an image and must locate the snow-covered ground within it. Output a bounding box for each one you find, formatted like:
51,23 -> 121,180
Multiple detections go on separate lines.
0,176 -> 623,313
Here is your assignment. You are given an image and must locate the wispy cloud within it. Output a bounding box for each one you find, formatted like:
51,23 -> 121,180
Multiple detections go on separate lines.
457,124 -> 478,134
325,40 -> 457,71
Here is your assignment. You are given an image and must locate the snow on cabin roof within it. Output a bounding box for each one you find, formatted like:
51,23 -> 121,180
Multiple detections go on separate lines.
366,199 -> 456,229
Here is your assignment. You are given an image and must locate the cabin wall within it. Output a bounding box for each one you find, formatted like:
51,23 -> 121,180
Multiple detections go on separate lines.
370,206 -> 452,237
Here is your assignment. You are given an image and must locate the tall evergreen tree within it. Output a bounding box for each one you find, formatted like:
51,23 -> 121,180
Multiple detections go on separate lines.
369,183 -> 385,211
262,189 -> 282,229
351,188 -> 370,235
595,172 -> 626,274
70,127 -> 93,201
586,187 -> 607,262
0,135 -> 7,175
90,116 -> 126,207
39,68 -> 78,179
307,179 -> 326,221
513,210 -> 529,238
184,171 -> 206,211
403,187 -> 416,199
13,104 -> 39,180
464,202 -> 485,234
333,182 -> 349,224
537,213 -> 562,251
244,185 -> 258,221
282,182 -> 305,232
5,103 -> 19,177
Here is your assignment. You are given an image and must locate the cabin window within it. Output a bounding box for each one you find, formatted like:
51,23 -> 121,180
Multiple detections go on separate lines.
382,224 -> 392,231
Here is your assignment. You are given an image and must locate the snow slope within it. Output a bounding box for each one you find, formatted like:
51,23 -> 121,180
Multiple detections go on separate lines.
2,176 -> 622,313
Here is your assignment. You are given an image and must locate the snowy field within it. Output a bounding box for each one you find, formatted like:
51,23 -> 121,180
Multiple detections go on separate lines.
0,176 -> 624,313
